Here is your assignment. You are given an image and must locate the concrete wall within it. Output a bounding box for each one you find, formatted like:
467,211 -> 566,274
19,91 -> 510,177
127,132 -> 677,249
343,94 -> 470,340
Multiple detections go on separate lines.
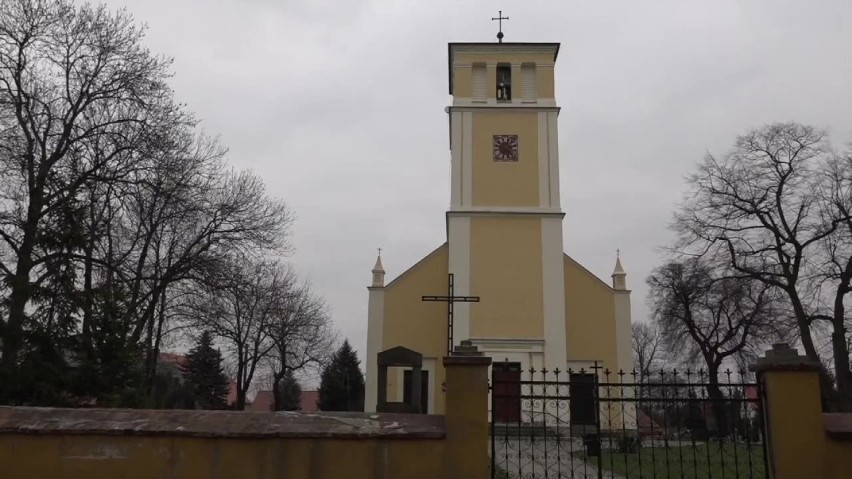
0,435 -> 445,479
0,354 -> 493,479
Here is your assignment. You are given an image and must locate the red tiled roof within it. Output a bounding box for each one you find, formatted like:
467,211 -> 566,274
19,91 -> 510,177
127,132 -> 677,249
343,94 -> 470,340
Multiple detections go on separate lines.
248,391 -> 273,412
301,391 -> 319,413
745,385 -> 759,401
227,380 -> 238,407
159,352 -> 238,407
637,409 -> 664,437
246,390 -> 320,412
158,352 -> 187,368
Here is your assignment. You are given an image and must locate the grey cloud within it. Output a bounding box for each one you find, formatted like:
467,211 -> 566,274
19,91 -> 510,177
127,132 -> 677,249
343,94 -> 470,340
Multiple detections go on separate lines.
100,0 -> 852,361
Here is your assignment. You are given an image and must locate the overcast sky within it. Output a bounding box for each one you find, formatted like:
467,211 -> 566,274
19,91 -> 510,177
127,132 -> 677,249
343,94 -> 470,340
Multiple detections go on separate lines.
100,0 -> 852,362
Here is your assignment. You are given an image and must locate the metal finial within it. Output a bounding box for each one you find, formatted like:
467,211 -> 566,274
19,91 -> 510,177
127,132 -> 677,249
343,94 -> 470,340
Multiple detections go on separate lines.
377,247 -> 382,257
491,10 -> 509,43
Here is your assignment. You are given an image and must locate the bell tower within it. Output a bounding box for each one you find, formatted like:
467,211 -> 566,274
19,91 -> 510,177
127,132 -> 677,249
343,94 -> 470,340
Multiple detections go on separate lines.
445,41 -> 566,371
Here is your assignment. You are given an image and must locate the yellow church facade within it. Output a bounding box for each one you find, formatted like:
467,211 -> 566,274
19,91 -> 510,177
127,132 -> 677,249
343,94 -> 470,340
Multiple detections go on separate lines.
365,42 -> 633,416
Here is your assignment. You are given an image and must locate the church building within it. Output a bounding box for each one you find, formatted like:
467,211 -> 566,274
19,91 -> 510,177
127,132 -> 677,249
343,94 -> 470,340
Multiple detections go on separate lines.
364,40 -> 633,417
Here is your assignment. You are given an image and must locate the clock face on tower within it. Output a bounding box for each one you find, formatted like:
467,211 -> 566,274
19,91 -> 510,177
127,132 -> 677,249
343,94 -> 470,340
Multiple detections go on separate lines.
493,134 -> 519,162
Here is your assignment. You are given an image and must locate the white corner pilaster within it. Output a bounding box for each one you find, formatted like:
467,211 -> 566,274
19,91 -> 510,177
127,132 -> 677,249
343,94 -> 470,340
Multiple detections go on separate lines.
450,110 -> 463,208
614,289 -> 636,431
547,111 -> 561,208
614,290 -> 634,374
541,217 -> 567,370
447,215 -> 472,349
538,112 -> 551,207
462,111 -> 473,207
365,286 -> 385,413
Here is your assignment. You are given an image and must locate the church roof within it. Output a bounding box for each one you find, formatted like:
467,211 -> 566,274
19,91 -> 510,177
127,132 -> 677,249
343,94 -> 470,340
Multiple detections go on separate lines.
613,256 -> 626,276
564,254 -> 617,292
372,254 -> 384,273
447,42 -> 561,94
384,242 -> 448,289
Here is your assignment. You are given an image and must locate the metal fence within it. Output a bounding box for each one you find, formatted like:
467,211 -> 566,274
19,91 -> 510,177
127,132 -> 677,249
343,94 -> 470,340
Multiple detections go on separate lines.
490,362 -> 768,479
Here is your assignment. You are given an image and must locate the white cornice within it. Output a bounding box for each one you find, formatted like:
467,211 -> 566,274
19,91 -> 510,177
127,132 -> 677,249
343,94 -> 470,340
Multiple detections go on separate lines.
470,338 -> 544,345
448,104 -> 560,113
451,44 -> 560,57
470,338 -> 545,352
447,207 -> 565,218
453,61 -> 556,68
452,98 -> 558,108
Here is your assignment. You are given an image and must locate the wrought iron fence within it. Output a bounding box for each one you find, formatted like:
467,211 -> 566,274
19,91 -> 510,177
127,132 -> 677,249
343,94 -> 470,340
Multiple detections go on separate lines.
490,362 -> 768,479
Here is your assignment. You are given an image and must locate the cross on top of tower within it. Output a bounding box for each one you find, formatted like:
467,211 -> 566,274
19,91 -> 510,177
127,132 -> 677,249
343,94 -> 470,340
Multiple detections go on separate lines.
491,10 -> 509,43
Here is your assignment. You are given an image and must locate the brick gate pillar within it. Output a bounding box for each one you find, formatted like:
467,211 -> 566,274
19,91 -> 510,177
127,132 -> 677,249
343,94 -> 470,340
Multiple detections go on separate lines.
443,340 -> 492,479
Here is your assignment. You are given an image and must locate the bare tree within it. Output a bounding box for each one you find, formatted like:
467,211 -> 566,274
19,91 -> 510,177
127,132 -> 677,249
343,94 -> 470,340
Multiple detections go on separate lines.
632,322 -> 665,379
183,257 -> 292,409
120,148 -> 291,390
0,0 -> 294,406
267,280 -> 335,411
648,258 -> 785,433
0,0 -> 178,398
810,153 -> 852,403
673,122 -> 852,403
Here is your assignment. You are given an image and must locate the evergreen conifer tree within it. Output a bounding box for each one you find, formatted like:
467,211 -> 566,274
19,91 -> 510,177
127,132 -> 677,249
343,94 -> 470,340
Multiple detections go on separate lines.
318,340 -> 365,411
276,369 -> 302,411
181,331 -> 230,409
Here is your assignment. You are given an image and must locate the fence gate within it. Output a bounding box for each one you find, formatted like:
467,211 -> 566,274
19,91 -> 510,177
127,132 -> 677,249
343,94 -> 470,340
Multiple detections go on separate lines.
490,362 -> 769,479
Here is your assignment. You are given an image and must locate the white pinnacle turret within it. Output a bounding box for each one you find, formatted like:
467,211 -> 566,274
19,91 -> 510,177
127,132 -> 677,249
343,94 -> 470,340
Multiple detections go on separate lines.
371,248 -> 385,288
612,249 -> 627,291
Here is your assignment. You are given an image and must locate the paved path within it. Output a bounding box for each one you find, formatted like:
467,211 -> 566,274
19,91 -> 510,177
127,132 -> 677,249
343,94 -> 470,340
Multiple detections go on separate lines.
492,436 -> 625,479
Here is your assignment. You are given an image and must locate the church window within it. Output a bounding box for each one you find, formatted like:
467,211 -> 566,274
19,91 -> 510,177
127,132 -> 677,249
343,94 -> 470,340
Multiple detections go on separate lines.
493,134 -> 519,162
521,63 -> 537,102
472,63 -> 487,101
496,64 -> 512,101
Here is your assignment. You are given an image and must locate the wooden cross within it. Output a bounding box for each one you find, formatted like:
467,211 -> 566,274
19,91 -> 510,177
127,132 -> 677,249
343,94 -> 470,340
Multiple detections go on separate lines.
491,10 -> 509,43
422,274 -> 480,356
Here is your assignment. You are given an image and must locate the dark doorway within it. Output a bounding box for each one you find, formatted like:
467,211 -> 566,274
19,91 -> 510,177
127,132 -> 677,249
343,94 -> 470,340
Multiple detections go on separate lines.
403,369 -> 429,414
493,362 -> 521,423
569,373 -> 597,426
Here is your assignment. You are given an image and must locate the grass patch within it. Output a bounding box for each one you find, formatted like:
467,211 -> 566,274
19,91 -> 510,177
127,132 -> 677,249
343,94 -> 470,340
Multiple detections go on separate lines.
592,441 -> 766,479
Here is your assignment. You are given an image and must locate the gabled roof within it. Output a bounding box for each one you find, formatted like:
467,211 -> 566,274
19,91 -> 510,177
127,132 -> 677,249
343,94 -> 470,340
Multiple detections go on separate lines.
564,254 -> 615,292
384,243 -> 447,289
